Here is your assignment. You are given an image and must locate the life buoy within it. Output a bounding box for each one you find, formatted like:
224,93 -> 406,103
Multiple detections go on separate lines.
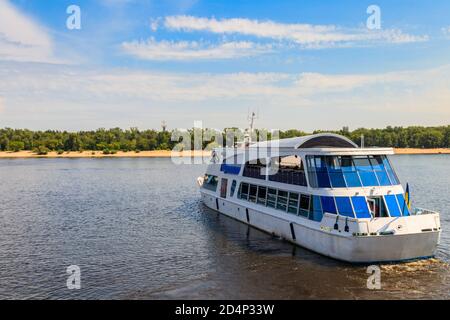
197,176 -> 204,187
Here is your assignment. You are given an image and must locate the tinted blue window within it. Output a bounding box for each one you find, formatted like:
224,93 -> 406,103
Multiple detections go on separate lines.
317,171 -> 331,188
335,197 -> 355,218
343,172 -> 362,187
396,194 -> 410,216
328,169 -> 346,187
327,157 -> 346,188
382,157 -> 399,185
308,155 -> 399,188
375,171 -> 391,186
221,164 -> 241,175
320,196 -> 337,214
341,156 -> 362,187
309,195 -> 323,222
385,195 -> 401,217
354,156 -> 379,186
351,196 -> 371,218
370,156 -> 391,186
306,156 -> 318,188
359,171 -> 378,186
230,180 -> 237,196
315,157 -> 331,188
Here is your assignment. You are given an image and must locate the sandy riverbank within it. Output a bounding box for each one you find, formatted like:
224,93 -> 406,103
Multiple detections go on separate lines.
0,148 -> 449,158
0,150 -> 212,158
393,148 -> 450,154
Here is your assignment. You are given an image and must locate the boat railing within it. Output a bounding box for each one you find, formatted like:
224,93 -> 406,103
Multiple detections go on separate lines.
411,207 -> 440,216
243,165 -> 266,180
242,165 -> 308,186
268,169 -> 307,186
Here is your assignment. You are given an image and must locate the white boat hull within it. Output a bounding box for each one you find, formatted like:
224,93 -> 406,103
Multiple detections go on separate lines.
201,192 -> 440,263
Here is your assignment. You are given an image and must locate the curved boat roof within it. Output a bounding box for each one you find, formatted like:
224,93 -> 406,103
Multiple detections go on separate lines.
250,133 -> 358,149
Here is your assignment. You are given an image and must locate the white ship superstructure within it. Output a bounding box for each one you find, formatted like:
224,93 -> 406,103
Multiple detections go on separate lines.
198,133 -> 441,263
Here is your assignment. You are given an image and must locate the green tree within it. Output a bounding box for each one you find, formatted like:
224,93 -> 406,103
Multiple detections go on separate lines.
9,141 -> 25,152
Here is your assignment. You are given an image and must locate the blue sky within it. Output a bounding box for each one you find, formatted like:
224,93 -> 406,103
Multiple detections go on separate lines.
0,0 -> 449,131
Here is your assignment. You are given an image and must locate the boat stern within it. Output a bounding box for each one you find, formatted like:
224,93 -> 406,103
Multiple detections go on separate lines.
334,211 -> 441,263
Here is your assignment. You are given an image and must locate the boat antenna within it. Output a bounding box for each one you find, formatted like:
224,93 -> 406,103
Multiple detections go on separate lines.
245,110 -> 257,147
249,111 -> 256,136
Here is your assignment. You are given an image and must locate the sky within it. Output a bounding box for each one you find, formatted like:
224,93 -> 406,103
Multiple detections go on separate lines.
0,0 -> 449,131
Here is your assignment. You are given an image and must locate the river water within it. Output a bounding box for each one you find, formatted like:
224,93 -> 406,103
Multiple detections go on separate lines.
0,155 -> 448,299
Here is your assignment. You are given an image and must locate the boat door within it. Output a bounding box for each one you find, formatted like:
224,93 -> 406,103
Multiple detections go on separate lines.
367,196 -> 389,218
220,178 -> 228,198
367,198 -> 376,217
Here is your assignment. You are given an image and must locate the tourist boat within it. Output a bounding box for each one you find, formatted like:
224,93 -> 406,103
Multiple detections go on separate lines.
197,131 -> 441,263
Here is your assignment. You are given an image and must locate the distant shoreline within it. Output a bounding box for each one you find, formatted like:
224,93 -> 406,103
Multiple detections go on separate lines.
0,150 -> 211,158
0,148 -> 449,159
393,148 -> 450,154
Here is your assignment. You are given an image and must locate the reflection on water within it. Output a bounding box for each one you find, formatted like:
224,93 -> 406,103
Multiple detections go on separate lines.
0,155 -> 448,299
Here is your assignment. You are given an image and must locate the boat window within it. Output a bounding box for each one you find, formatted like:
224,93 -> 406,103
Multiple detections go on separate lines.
369,156 -> 391,186
202,174 -> 219,192
341,156 -> 362,187
382,156 -> 399,185
239,183 -> 249,200
309,195 -> 323,222
257,186 -> 267,205
220,178 -> 228,198
307,155 -> 399,188
288,192 -> 299,214
320,196 -> 337,215
299,194 -> 310,217
276,190 -> 288,211
335,197 -> 355,218
353,156 -> 379,187
249,184 -> 258,203
243,161 -> 266,180
305,156 -> 331,188
367,196 -> 389,217
268,155 -> 307,186
351,196 -> 371,218
220,159 -> 241,175
315,156 -> 332,188
396,194 -> 410,216
230,180 -> 237,197
267,188 -> 277,208
384,195 -> 402,217
306,156 -> 319,188
327,157 -> 347,188
237,184 -> 374,224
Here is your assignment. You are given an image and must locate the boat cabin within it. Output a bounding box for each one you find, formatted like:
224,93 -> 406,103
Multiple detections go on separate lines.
204,133 -> 411,222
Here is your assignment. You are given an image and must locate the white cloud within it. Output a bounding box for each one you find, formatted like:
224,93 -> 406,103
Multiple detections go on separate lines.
99,0 -> 135,6
0,1 -> 54,63
150,18 -> 160,32
0,96 -> 4,113
0,63 -> 447,102
121,38 -> 274,60
442,26 -> 450,37
293,71 -> 416,93
0,62 -> 447,104
0,62 -> 448,129
163,16 -> 428,47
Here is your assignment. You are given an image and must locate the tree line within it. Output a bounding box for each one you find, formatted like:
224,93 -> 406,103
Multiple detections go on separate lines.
0,125 -> 449,154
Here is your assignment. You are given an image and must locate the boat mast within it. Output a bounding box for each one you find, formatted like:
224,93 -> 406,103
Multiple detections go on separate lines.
244,111 -> 257,147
